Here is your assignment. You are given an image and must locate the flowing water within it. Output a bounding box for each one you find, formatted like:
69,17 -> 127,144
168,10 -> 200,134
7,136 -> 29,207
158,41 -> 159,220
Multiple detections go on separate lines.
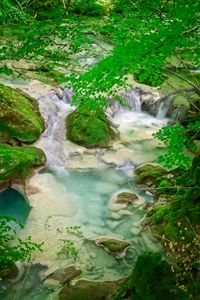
0,79 -> 168,300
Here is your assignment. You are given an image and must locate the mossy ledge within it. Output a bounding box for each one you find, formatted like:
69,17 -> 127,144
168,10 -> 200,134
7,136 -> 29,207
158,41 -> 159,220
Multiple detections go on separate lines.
0,144 -> 46,188
66,105 -> 118,148
0,84 -> 45,143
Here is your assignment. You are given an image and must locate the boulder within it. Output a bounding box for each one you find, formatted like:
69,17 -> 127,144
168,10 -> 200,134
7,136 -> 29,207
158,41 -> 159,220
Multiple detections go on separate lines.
47,265 -> 82,285
66,104 -> 118,148
95,236 -> 131,255
135,164 -> 166,185
108,190 -> 143,211
59,278 -> 127,300
0,84 -> 44,143
0,144 -> 46,188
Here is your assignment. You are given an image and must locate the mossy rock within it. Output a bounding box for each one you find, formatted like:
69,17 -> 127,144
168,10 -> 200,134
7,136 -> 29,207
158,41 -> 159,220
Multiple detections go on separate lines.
66,104 -> 117,148
0,144 -> 46,187
96,237 -> 131,254
0,84 -> 45,143
115,192 -> 139,205
135,164 -> 166,185
59,278 -> 127,300
172,95 -> 190,109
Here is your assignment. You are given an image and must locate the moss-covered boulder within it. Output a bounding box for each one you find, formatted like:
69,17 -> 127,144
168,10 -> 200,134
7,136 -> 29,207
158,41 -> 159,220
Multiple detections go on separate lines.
0,144 -> 46,188
135,163 -> 166,185
0,84 -> 44,143
59,278 -> 128,300
95,237 -> 131,255
115,192 -> 139,205
66,104 -> 118,148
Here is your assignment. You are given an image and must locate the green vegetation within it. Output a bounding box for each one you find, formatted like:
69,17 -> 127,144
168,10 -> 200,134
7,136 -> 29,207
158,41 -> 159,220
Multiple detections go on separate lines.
114,252 -> 188,300
0,0 -> 199,299
0,144 -> 46,187
0,84 -> 44,143
0,215 -> 42,274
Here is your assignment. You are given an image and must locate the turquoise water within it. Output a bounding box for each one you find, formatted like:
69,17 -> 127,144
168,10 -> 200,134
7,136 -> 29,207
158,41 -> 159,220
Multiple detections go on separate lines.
0,167 -> 156,300
0,188 -> 30,225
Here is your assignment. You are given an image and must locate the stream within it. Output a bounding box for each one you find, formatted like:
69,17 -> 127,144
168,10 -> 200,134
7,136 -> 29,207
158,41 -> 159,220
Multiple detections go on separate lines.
0,79 -> 168,300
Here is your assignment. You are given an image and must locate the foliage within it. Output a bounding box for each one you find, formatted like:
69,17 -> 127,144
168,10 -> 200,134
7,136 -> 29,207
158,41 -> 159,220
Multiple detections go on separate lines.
57,225 -> 84,260
164,222 -> 200,299
68,0 -> 199,107
114,251 -> 187,300
0,215 -> 42,270
154,120 -> 200,170
44,218 -> 84,260
0,0 -> 28,24
69,0 -> 106,16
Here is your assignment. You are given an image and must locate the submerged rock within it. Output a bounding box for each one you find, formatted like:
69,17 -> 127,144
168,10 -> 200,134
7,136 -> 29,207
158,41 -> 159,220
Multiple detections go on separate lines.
0,144 -> 46,188
0,84 -> 44,143
66,104 -> 118,148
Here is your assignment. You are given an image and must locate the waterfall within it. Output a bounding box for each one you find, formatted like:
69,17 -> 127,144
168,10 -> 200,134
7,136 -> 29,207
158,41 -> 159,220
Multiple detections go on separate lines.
19,81 -> 75,167
156,95 -> 174,119
122,89 -> 142,112
106,88 -> 142,116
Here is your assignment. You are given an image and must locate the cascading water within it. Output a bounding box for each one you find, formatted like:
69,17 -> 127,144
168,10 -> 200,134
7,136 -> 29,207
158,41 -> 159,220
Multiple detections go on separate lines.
21,81 -> 75,167
0,79 -> 168,300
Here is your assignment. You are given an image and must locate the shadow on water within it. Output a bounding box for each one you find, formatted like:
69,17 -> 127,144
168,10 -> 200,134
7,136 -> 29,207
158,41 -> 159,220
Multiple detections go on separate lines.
0,188 -> 30,225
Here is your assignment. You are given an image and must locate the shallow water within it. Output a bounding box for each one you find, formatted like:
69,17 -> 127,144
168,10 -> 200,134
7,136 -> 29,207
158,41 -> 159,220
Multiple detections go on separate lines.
0,81 -> 168,300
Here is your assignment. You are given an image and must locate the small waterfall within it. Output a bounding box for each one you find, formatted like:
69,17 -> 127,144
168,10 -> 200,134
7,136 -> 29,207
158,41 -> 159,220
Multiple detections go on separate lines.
106,88 -> 142,116
122,89 -> 142,112
156,95 -> 174,119
20,81 -> 75,168
156,101 -> 169,119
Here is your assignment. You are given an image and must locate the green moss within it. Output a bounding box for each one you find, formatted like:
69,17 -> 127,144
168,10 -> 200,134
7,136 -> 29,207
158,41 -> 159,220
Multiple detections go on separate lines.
66,104 -> 117,148
98,238 -> 130,253
135,164 -> 166,185
0,144 -> 46,187
0,84 -> 45,143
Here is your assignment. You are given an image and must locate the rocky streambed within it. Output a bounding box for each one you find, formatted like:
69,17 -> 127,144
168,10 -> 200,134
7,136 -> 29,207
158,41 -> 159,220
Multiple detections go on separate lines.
0,78 -> 169,300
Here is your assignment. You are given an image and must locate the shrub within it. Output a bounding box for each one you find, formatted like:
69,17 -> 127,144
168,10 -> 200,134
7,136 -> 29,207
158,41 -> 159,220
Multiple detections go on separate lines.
0,215 -> 42,271
69,0 -> 106,16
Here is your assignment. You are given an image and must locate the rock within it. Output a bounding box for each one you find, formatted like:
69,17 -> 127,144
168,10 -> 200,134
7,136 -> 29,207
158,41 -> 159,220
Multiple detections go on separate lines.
115,192 -> 139,205
101,147 -> 134,166
48,265 -> 82,286
95,237 -> 131,255
170,95 -> 190,121
69,153 -> 100,169
0,84 -> 44,143
59,278 -> 128,300
0,144 -> 46,188
118,209 -> 133,216
108,190 -> 142,211
135,163 -> 166,185
130,226 -> 141,235
66,104 -> 118,148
